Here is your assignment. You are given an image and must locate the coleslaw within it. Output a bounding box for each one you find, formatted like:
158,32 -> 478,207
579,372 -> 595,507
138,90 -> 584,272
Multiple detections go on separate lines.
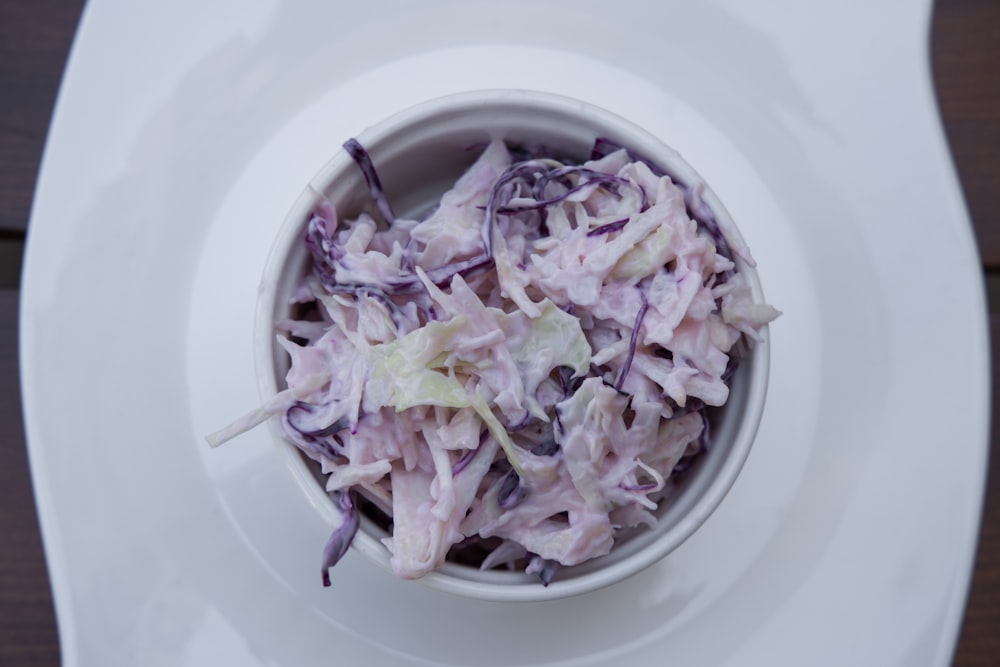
208,136 -> 780,587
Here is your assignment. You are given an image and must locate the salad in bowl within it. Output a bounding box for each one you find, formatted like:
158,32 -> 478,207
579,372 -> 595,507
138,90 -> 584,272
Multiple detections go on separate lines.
208,90 -> 779,601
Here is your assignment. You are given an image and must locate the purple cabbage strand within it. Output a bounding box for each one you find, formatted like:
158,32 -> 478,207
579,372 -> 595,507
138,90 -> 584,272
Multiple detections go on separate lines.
321,490 -> 360,586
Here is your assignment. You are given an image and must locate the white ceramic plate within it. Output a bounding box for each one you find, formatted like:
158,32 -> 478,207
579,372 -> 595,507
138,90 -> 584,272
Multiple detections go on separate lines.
20,1 -> 989,665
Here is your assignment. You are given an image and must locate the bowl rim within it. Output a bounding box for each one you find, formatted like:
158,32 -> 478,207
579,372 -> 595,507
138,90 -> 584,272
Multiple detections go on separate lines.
253,88 -> 771,602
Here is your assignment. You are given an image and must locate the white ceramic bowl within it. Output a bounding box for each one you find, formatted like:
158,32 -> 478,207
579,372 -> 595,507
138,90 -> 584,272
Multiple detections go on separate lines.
255,89 -> 771,602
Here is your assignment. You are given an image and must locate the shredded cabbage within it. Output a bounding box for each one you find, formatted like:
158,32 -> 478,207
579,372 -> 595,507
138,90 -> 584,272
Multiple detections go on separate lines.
207,138 -> 780,587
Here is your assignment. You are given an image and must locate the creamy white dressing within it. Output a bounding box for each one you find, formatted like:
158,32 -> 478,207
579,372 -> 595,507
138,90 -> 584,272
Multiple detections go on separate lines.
209,139 -> 780,585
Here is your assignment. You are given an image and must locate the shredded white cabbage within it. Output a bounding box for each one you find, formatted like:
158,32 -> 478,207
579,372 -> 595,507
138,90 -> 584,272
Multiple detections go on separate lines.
208,139 -> 780,586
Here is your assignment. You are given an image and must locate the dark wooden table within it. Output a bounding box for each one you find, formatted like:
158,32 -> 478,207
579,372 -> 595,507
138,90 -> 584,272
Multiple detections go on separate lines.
1,1 -> 997,664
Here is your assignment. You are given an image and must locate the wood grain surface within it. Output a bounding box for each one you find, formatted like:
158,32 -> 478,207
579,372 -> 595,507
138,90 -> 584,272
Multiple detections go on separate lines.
0,1 -> 996,664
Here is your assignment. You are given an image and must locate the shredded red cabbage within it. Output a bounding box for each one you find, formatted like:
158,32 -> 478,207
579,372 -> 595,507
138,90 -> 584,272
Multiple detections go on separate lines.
343,138 -> 396,224
321,490 -> 360,586
615,290 -> 649,391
